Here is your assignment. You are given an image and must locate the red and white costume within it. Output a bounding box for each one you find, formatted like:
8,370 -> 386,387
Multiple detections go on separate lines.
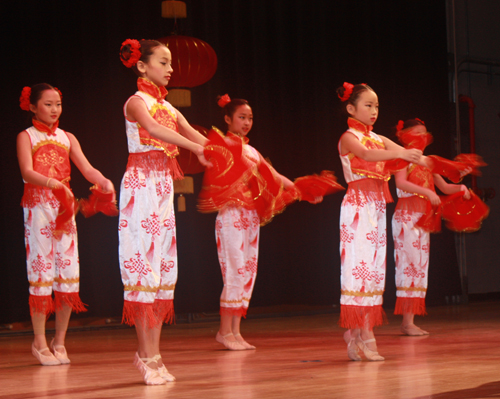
215,137 -> 261,317
338,118 -> 392,329
118,78 -> 182,327
199,132 -> 274,317
21,119 -> 85,316
392,165 -> 433,316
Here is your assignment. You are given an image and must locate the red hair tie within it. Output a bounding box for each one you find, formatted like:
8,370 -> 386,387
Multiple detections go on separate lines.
19,86 -> 31,111
416,118 -> 425,126
120,39 -> 141,68
338,82 -> 354,102
396,120 -> 404,132
217,94 -> 231,108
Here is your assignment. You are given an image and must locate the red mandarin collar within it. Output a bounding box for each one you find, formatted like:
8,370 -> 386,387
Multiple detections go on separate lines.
227,131 -> 249,144
137,78 -> 168,102
348,117 -> 373,135
33,118 -> 59,136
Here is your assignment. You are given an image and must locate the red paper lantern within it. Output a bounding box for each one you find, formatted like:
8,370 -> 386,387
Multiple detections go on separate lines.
158,36 -> 217,88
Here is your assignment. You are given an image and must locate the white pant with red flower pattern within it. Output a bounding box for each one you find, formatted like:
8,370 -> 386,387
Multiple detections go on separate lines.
216,207 -> 260,317
118,166 -> 178,305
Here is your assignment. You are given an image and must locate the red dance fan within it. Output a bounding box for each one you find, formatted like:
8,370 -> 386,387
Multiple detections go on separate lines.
416,200 -> 442,233
428,154 -> 485,183
79,186 -> 119,218
441,190 -> 489,232
293,170 -> 345,203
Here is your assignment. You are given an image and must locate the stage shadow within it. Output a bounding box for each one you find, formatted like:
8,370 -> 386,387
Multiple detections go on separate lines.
414,380 -> 500,399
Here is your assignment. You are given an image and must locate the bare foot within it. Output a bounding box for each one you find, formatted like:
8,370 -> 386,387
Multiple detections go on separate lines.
401,323 -> 429,336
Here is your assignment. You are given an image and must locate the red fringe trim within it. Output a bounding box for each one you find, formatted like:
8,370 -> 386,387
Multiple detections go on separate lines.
122,300 -> 160,329
126,151 -> 170,172
29,295 -> 54,317
54,291 -> 88,313
395,196 -> 428,213
168,158 -> 184,181
339,305 -> 387,330
220,306 -> 248,318
394,297 -> 427,316
126,151 -> 184,181
153,299 -> 175,325
347,178 -> 393,204
21,185 -> 54,208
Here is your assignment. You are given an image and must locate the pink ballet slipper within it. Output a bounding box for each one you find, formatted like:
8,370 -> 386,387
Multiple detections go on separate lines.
32,343 -> 61,366
153,355 -> 176,382
133,352 -> 166,385
355,336 -> 385,361
50,338 -> 70,364
343,330 -> 361,361
216,332 -> 246,351
234,333 -> 256,350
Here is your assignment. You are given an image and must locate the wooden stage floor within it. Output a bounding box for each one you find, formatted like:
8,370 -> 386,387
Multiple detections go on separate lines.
1,301 -> 500,399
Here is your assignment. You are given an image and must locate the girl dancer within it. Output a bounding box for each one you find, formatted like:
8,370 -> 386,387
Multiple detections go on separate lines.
336,82 -> 423,361
17,83 -> 115,365
199,95 -> 297,350
391,119 -> 470,336
118,39 -> 210,385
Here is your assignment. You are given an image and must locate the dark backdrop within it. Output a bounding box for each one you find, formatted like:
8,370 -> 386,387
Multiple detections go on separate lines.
0,0 -> 461,323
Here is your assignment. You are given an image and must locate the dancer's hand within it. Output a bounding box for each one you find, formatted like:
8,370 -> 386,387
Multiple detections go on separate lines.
461,185 -> 471,200
428,192 -> 441,206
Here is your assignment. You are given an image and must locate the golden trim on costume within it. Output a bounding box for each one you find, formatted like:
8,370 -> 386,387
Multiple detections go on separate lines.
341,290 -> 385,297
159,284 -> 176,291
220,297 -> 251,304
29,280 -> 53,288
124,284 -> 159,292
396,286 -> 427,292
32,139 -> 70,155
54,277 -> 79,284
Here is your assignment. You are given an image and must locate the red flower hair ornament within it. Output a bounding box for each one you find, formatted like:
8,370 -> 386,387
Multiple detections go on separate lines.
217,94 -> 231,108
120,39 -> 141,68
338,82 -> 354,102
19,87 -> 31,111
396,120 -> 405,132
